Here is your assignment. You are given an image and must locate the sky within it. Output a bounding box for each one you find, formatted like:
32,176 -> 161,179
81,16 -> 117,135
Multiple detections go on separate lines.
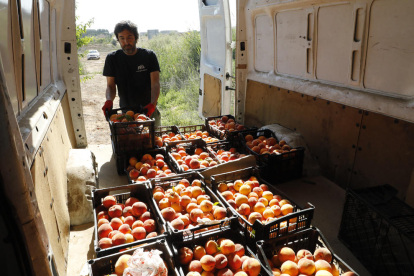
76,0 -> 236,33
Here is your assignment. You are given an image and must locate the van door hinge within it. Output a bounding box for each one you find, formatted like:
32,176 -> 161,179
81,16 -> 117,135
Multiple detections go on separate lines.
225,86 -> 235,91
226,72 -> 235,80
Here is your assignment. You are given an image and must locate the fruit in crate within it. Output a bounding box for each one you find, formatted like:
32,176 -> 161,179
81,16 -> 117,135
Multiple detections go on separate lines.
170,146 -> 219,171
152,179 -> 228,230
218,177 -> 298,227
209,147 -> 246,163
127,154 -> 176,181
109,110 -> 150,123
244,134 -> 297,156
208,116 -> 245,132
96,195 -> 159,250
155,131 -> 183,147
178,238 -> 260,276
266,246 -> 346,276
182,129 -> 220,143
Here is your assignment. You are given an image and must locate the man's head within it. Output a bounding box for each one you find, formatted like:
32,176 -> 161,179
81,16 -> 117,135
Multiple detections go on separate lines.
114,21 -> 139,55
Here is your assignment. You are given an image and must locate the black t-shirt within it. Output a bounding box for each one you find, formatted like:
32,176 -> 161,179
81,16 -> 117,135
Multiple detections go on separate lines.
103,48 -> 160,109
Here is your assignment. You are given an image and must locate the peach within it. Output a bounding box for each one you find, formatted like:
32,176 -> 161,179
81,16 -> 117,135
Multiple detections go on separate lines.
252,187 -> 263,197
238,204 -> 251,216
314,260 -> 332,273
242,258 -> 261,276
179,215 -> 190,226
180,195 -> 192,207
99,237 -> 112,249
103,196 -> 116,208
132,220 -> 144,229
187,273 -> 201,276
341,273 -> 357,276
125,233 -> 134,243
239,185 -> 251,196
172,202 -> 184,213
271,255 -> 282,268
314,248 -> 332,263
147,232 -> 158,238
192,186 -> 203,198
271,205 -> 282,216
118,224 -> 131,235
263,209 -> 275,219
228,200 -> 237,209
217,268 -> 234,276
281,260 -> 298,276
110,218 -> 123,230
115,254 -> 131,276
161,207 -> 176,222
218,183 -> 228,192
214,207 -> 227,220
269,199 -> 279,207
221,191 -> 234,201
186,203 -> 199,213
123,206 -> 134,217
129,169 -> 140,180
215,254 -> 228,269
190,159 -> 201,170
190,208 -> 204,223
234,180 -> 243,191
234,244 -> 245,257
258,197 -> 269,207
315,272 -> 333,276
197,195 -> 208,204
140,211 -> 152,222
234,272 -> 248,276
153,186 -> 165,194
202,272 -> 214,276
279,199 -> 291,207
97,211 -> 109,220
262,191 -> 274,202
278,248 -> 295,263
143,219 -> 156,233
154,192 -> 165,202
240,256 -> 249,265
108,205 -> 123,218
200,200 -> 214,213
189,260 -> 203,273
200,255 -> 216,271
108,230 -> 120,239
98,218 -> 109,228
248,212 -> 262,224
331,264 -> 339,276
220,240 -> 235,255
235,195 -> 248,207
253,202 -> 266,214
205,240 -> 219,255
298,258 -> 315,275
131,227 -> 146,240
171,218 -> 185,230
271,268 -> 282,276
227,253 -> 242,271
297,250 -> 313,261
281,204 -> 294,216
132,202 -> 147,217
159,198 -> 171,209
112,232 -> 127,246
179,247 -> 194,265
248,197 -> 258,208
168,191 -> 181,203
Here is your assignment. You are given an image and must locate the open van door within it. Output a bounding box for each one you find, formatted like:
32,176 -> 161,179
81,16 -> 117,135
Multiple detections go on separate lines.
198,0 -> 232,118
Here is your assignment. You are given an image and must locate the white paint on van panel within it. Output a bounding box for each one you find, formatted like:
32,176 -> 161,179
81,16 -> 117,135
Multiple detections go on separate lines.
254,14 -> 274,72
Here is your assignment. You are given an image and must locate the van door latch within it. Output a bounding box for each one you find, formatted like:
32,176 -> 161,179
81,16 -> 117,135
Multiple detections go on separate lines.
226,72 -> 235,80
225,86 -> 235,91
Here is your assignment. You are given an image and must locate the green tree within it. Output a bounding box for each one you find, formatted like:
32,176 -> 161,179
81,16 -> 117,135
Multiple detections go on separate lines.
76,17 -> 94,79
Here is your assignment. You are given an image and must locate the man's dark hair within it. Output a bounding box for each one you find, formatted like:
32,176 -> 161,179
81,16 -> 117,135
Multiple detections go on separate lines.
114,20 -> 139,40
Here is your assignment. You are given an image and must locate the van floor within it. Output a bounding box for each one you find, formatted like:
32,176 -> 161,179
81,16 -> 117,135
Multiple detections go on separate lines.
67,145 -> 372,276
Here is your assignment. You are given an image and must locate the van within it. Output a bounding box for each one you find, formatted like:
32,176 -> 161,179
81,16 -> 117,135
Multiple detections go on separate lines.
0,0 -> 413,275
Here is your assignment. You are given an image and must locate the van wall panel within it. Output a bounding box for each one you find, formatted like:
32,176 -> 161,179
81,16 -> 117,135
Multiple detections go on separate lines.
255,14 -> 274,72
39,0 -> 51,90
350,112 -> 414,198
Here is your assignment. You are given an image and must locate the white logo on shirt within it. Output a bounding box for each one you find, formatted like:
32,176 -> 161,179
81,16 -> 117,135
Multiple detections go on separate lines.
137,65 -> 147,72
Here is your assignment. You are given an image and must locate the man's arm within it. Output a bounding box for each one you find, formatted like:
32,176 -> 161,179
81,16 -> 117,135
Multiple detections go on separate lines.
150,71 -> 160,106
106,76 -> 116,101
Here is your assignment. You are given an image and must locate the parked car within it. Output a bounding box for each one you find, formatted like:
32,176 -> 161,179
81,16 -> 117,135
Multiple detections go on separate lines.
87,49 -> 100,60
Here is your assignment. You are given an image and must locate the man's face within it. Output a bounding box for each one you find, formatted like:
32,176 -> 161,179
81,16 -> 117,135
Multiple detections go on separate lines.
118,29 -> 137,55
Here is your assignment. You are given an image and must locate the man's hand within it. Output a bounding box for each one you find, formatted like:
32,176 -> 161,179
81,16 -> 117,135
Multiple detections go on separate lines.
102,100 -> 113,117
144,103 -> 156,117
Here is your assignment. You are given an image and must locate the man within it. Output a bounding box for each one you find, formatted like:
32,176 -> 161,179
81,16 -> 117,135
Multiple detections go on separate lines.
102,20 -> 161,126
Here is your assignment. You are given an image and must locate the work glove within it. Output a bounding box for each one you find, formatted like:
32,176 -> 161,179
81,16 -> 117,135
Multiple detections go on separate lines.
144,103 -> 156,117
102,100 -> 113,117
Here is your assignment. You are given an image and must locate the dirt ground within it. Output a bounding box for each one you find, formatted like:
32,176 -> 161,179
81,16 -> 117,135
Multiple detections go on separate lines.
80,49 -> 120,145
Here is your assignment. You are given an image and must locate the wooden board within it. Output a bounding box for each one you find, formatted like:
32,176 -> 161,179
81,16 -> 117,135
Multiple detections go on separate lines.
350,112 -> 414,199
245,80 -> 362,188
203,74 -> 221,117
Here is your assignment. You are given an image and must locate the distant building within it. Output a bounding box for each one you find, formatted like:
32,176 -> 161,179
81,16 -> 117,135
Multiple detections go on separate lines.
160,30 -> 178,35
148,29 -> 159,40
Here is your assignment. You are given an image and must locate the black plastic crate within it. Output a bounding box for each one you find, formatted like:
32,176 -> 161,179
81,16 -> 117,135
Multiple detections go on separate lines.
88,239 -> 179,276
338,185 -> 414,276
210,167 -> 314,249
205,114 -> 258,142
206,140 -> 250,163
106,106 -> 155,155
178,124 -> 222,143
256,227 -> 358,276
155,125 -> 185,147
238,129 -> 305,183
125,148 -> 178,184
166,139 -> 222,173
148,172 -> 237,242
92,183 -> 167,257
171,224 -> 268,276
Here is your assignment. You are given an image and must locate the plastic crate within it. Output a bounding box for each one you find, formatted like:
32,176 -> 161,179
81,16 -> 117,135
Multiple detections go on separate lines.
205,114 -> 258,142
171,224 -> 268,276
166,139 -> 222,173
206,140 -> 250,163
106,106 -> 155,154
256,227 -> 358,276
88,239 -> 179,276
238,129 -> 305,183
155,125 -> 185,147
125,148 -> 179,184
210,167 -> 314,249
92,182 -> 167,257
178,124 -> 222,143
338,185 -> 414,276
148,172 -> 237,242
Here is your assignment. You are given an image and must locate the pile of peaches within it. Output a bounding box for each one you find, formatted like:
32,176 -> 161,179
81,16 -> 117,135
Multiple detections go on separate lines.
178,238 -> 261,276
217,176 -> 296,227
126,154 -> 176,182
209,147 -> 245,163
244,135 -> 297,156
152,179 -> 229,231
155,132 -> 183,147
266,247 -> 356,276
109,110 -> 150,123
170,146 -> 219,171
96,195 -> 159,250
181,130 -> 221,143
208,116 -> 245,133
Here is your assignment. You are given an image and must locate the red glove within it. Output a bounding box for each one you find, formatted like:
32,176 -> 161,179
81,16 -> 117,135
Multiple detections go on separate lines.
144,103 -> 155,117
102,100 -> 113,117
